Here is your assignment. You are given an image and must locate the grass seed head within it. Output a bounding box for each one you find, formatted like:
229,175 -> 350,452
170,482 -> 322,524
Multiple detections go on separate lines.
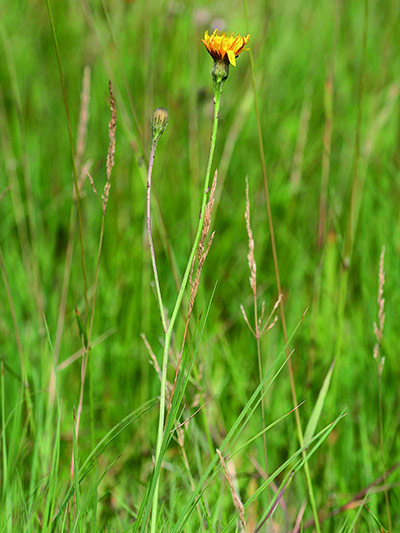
245,177 -> 257,295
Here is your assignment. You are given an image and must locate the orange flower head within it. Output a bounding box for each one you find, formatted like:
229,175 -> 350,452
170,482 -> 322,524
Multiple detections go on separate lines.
202,30 -> 250,67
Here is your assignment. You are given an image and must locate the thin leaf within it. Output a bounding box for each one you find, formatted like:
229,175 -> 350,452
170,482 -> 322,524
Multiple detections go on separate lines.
304,358 -> 336,445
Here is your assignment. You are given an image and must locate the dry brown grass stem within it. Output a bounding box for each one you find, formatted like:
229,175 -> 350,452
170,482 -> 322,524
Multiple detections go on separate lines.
140,333 -> 160,376
216,449 -> 247,531
171,396 -> 214,434
102,182 -> 111,215
50,67 -> 92,405
261,295 -> 281,335
75,160 -> 94,196
255,470 -> 295,532
317,79 -> 333,249
240,304 -> 256,337
242,178 -> 282,485
140,333 -> 172,400
240,300 -> 281,338
189,169 -> 217,317
56,329 -> 116,371
106,80 -> 117,181
303,461 -> 400,530
167,170 -> 218,417
372,245 -> 392,530
74,81 -> 117,460
241,179 -> 281,340
292,501 -> 307,533
62,70 -> 90,255
86,169 -> 98,196
245,178 -> 257,295
102,80 -> 117,214
75,66 -> 91,174
373,245 -> 386,375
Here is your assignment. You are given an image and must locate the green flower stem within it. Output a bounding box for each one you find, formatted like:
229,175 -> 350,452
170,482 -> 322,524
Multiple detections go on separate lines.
147,139 -> 168,332
150,80 -> 222,532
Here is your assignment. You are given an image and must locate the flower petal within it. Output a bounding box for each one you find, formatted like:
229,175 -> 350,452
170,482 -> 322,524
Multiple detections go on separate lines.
227,49 -> 236,66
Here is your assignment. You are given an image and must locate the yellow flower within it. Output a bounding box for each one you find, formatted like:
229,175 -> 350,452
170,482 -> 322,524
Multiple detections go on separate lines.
202,29 -> 250,67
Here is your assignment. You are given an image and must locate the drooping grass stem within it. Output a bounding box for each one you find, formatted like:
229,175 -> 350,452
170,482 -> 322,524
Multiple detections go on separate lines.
150,81 -> 222,532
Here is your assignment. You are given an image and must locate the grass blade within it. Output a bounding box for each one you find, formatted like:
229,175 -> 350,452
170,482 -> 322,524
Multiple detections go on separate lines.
304,358 -> 336,445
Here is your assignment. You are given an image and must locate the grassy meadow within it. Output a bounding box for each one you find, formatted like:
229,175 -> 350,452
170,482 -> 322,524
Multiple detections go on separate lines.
1,0 -> 400,530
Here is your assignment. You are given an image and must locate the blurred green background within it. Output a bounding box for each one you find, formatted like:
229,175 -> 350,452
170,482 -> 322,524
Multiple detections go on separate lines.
1,0 -> 400,530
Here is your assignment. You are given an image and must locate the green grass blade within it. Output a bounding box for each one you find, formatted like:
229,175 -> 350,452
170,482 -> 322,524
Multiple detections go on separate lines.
222,411 -> 346,532
304,358 -> 336,445
135,282 -> 219,531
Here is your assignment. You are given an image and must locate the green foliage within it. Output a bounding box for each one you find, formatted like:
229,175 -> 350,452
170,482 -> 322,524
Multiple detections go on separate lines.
0,0 -> 399,529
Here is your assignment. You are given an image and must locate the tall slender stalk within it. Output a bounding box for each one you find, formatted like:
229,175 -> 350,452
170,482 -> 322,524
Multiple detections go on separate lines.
378,375 -> 392,531
242,179 -> 275,488
373,246 -> 392,531
0,20 -> 44,322
334,0 -> 368,369
150,81 -> 222,533
73,81 -> 116,482
242,1 -> 320,529
45,0 -> 89,324
253,278 -> 269,487
146,140 -> 167,333
81,0 -> 182,292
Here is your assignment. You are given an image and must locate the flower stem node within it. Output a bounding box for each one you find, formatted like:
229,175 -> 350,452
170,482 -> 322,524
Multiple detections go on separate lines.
151,107 -> 169,144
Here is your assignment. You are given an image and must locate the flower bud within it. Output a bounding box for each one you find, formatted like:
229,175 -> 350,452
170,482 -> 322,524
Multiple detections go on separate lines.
151,108 -> 169,144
